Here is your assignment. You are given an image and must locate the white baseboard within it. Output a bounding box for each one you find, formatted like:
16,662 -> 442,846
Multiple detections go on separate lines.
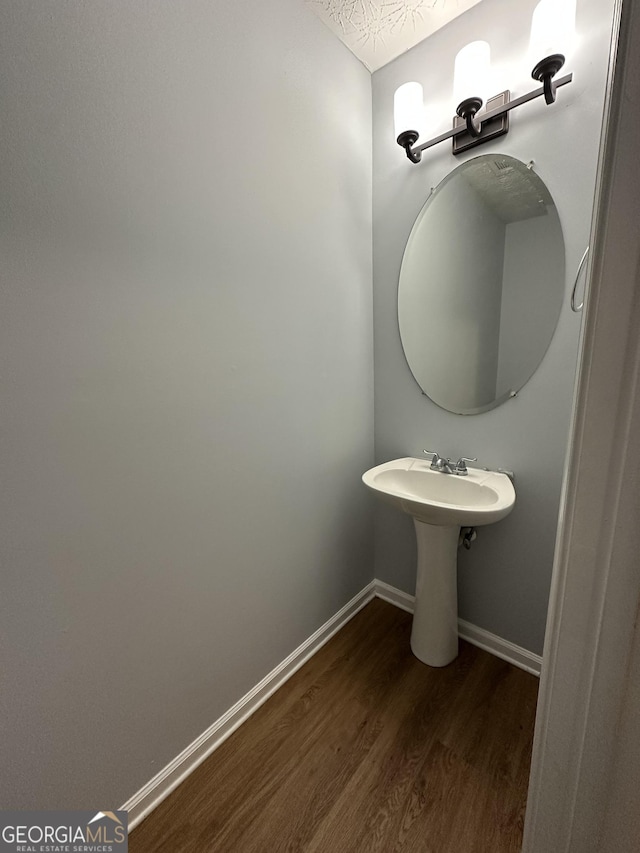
121,581 -> 376,830
374,578 -> 416,613
122,577 -> 541,830
373,579 -> 542,677
457,618 -> 542,676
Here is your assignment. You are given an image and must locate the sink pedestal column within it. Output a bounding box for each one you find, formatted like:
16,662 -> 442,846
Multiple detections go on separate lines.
410,520 -> 459,667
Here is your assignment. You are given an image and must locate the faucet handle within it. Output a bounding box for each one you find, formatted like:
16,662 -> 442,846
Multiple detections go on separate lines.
454,456 -> 477,475
424,450 -> 444,468
424,450 -> 451,472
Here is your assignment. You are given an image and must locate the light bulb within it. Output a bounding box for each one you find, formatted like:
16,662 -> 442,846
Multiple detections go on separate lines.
453,41 -> 491,107
530,0 -> 576,62
394,82 -> 424,141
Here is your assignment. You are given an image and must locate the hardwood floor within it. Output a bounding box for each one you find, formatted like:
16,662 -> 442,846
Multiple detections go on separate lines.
130,599 -> 538,853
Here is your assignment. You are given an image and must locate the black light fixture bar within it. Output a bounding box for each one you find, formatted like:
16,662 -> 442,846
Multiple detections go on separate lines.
479,72 -> 572,124
399,71 -> 573,163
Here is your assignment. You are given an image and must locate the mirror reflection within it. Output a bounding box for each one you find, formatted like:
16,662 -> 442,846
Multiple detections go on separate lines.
398,154 -> 565,414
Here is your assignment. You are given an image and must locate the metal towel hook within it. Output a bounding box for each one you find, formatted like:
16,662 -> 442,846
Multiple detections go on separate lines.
571,246 -> 590,312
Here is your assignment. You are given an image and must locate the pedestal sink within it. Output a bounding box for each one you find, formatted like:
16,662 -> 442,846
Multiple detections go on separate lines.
363,457 -> 516,667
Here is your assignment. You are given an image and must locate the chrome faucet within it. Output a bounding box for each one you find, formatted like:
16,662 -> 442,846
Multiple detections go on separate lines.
423,450 -> 477,476
424,450 -> 454,473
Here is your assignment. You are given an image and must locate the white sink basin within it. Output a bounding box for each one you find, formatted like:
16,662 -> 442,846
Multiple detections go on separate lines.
362,456 -> 516,668
362,457 -> 515,527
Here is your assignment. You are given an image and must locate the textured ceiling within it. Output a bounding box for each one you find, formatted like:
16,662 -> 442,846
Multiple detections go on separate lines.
306,0 -> 484,72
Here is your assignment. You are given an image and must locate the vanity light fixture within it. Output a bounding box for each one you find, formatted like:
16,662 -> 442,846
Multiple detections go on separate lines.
395,0 -> 575,163
395,60 -> 572,162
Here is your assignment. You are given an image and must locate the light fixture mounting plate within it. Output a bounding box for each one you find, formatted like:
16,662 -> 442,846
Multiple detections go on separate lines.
452,91 -> 510,155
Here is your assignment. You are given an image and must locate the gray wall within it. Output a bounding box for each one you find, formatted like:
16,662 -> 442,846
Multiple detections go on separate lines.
372,0 -> 616,654
0,0 -> 373,809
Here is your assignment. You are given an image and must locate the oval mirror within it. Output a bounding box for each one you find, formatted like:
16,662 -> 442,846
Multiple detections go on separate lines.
398,154 -> 565,414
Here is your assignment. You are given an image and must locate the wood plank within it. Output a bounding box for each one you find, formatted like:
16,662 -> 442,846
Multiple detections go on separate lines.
130,599 -> 538,852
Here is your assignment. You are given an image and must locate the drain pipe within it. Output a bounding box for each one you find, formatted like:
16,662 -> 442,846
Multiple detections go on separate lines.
459,527 -> 477,549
